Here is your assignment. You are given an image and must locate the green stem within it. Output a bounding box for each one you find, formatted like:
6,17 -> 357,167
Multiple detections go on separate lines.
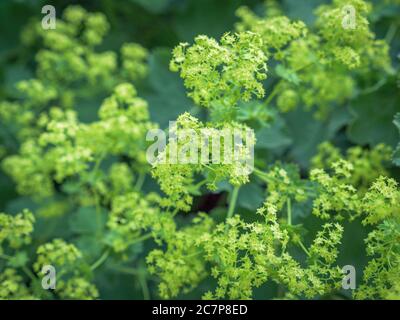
91,153 -> 105,238
226,186 -> 240,221
360,78 -> 387,95
22,266 -> 37,282
138,271 -> 150,300
253,167 -> 266,176
253,168 -> 270,181
193,179 -> 207,190
294,61 -> 315,72
134,172 -> 146,191
254,168 -> 281,184
110,265 -> 139,275
265,85 -> 279,106
298,240 -> 310,257
94,194 -> 103,238
185,251 -> 202,259
287,198 -> 292,226
203,164 -> 216,172
129,233 -> 153,246
93,153 -> 105,174
385,22 -> 398,44
90,249 -> 110,271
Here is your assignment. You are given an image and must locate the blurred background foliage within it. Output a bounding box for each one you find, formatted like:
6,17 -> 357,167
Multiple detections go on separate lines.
0,0 -> 399,299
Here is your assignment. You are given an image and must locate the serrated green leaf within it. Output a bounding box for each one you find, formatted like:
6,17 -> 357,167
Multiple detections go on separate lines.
7,251 -> 28,268
285,106 -> 352,167
144,48 -> 193,127
237,182 -> 265,211
69,207 -> 107,235
275,64 -> 300,85
256,114 -> 292,149
74,235 -> 104,261
348,85 -> 399,147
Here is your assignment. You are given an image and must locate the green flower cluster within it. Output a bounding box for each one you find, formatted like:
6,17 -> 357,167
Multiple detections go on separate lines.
356,189 -> 400,299
170,32 -> 268,108
147,214 -> 213,299
0,269 -> 36,300
151,112 -> 256,211
0,210 -> 98,299
3,83 -> 155,199
0,209 -> 34,249
235,0 -> 392,117
149,158 -> 400,299
0,5 -> 148,145
311,142 -> 392,191
34,239 -> 99,300
197,203 -> 343,299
